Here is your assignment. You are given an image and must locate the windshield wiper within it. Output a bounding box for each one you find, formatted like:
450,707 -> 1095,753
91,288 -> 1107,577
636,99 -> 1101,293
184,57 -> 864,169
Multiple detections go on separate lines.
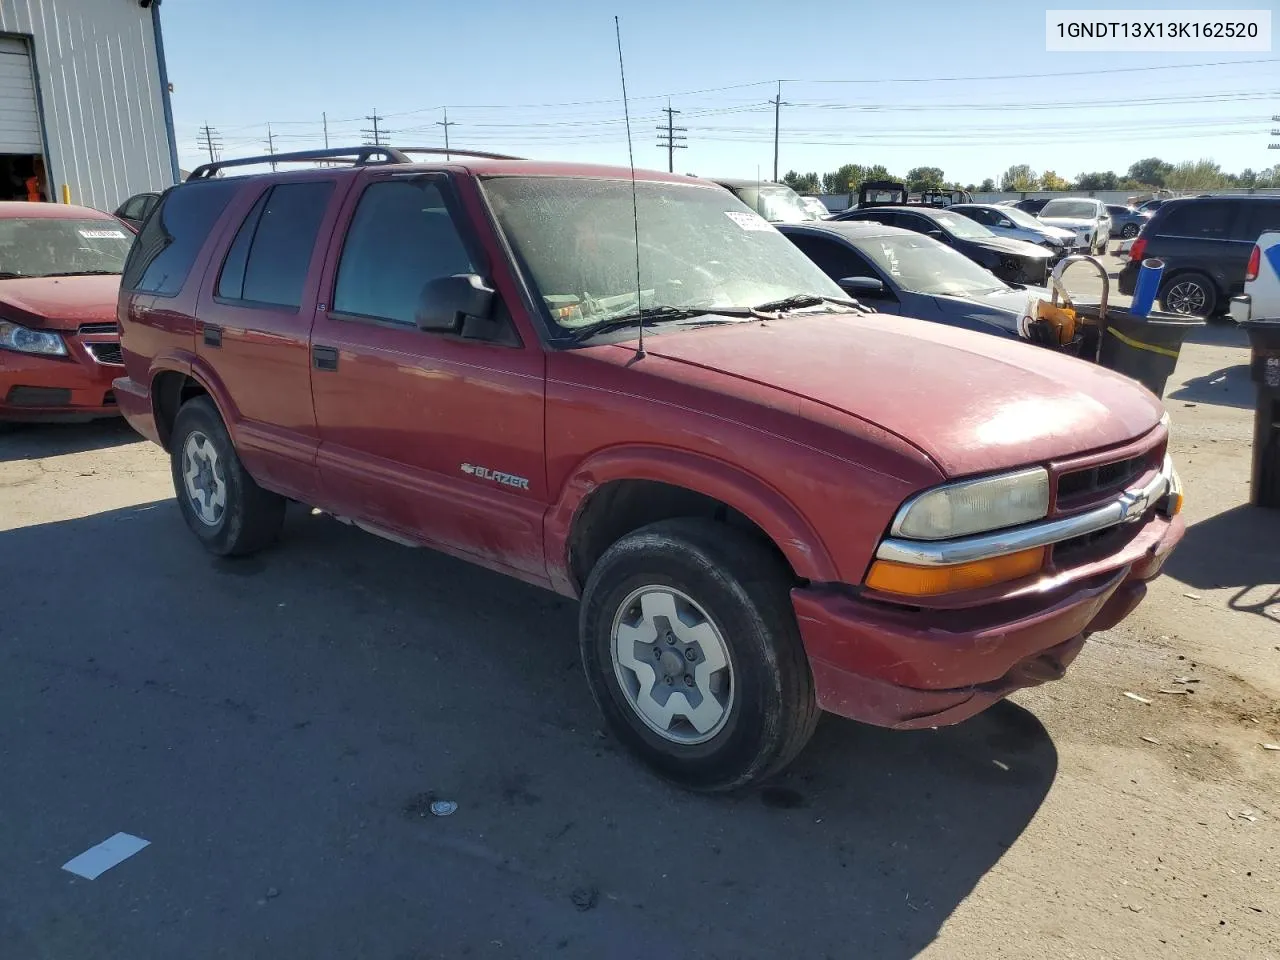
565,305 -> 756,344
0,271 -> 27,279
752,293 -> 871,314
40,270 -> 121,278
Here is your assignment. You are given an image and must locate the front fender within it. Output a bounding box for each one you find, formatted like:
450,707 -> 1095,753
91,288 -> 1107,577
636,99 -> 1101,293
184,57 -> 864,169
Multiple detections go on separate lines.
543,444 -> 840,596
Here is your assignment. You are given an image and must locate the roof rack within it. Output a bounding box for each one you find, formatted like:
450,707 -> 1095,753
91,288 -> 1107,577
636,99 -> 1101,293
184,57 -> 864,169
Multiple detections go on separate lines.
186,145 -> 525,182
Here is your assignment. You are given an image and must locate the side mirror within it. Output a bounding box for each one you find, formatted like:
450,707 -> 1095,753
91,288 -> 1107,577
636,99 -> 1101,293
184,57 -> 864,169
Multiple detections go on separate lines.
998,219 -> 1013,228
927,228 -> 945,240
839,276 -> 885,296
416,274 -> 494,333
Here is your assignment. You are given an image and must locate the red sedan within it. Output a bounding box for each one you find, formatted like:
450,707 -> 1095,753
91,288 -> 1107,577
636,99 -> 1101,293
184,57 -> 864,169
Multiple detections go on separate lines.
0,202 -> 133,422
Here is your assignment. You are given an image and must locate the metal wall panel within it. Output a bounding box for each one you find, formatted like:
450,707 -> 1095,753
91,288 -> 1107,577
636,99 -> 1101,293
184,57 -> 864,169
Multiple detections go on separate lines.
0,0 -> 175,211
0,36 -> 41,152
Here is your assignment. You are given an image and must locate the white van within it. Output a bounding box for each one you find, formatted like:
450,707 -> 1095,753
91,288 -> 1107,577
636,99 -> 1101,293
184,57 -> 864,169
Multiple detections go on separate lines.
1231,229 -> 1280,323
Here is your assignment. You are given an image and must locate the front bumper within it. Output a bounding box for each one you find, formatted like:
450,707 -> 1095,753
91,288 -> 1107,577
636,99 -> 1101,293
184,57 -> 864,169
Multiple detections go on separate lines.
0,343 -> 120,422
792,478 -> 1185,729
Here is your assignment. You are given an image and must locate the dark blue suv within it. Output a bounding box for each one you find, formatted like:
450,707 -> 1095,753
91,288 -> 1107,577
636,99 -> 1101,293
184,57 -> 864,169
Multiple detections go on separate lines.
1118,196 -> 1280,317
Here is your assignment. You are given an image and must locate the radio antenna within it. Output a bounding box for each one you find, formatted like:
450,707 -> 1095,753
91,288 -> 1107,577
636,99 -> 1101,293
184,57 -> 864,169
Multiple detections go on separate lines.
614,15 -> 645,360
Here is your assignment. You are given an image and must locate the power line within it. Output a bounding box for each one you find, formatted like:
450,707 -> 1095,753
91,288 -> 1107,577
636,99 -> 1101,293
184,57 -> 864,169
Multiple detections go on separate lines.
656,100 -> 686,172
436,108 -> 457,160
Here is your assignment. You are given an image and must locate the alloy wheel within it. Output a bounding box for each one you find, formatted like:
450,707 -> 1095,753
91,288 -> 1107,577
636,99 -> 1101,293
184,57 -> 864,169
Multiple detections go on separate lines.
181,430 -> 227,526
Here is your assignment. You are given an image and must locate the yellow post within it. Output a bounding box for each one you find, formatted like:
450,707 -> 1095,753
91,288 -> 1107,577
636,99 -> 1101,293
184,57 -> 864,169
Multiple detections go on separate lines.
61,184 -> 71,204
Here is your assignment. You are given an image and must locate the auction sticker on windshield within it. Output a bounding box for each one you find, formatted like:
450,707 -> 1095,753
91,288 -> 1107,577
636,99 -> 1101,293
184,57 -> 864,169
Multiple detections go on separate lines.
724,211 -> 772,232
78,229 -> 128,240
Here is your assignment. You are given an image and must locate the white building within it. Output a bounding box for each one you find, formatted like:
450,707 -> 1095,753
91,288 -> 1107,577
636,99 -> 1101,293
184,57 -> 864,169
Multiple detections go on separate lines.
0,0 -> 177,211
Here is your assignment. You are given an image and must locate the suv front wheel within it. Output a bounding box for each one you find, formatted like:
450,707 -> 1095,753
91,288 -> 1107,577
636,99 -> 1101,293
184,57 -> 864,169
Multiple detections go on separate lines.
579,518 -> 819,792
170,396 -> 285,556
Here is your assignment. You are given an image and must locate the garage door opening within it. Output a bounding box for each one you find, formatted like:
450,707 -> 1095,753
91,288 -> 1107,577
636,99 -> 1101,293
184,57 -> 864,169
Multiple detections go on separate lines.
0,35 -> 48,201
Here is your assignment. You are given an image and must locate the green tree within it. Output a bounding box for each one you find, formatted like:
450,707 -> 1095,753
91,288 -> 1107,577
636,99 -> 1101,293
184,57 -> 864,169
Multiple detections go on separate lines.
1000,164 -> 1039,191
905,165 -> 945,193
1239,168 -> 1258,187
783,170 -> 821,193
861,164 -> 896,183
979,177 -> 996,192
1076,171 -> 1119,190
1259,165 -> 1280,187
1165,159 -> 1224,191
1041,170 -> 1070,191
821,163 -> 864,195
1126,157 -> 1173,188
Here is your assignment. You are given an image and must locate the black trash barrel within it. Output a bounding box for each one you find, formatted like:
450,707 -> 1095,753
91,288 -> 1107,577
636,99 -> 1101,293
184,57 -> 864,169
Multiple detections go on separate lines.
1243,320 -> 1280,509
1096,308 -> 1204,398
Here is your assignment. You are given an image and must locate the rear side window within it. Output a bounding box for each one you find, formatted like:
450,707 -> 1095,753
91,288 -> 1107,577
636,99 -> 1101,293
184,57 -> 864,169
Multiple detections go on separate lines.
332,180 -> 474,325
1158,201 -> 1232,239
787,233 -> 876,279
1239,202 -> 1280,243
216,181 -> 334,308
122,180 -> 238,296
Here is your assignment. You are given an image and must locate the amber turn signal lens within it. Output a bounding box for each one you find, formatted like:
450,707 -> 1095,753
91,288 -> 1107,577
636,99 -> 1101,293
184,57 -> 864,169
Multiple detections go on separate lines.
866,546 -> 1046,597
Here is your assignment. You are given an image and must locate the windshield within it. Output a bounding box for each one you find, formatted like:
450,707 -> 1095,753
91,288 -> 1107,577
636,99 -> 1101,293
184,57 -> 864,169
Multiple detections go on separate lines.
1001,207 -> 1049,230
0,217 -> 132,278
930,212 -> 992,239
1040,200 -> 1097,219
850,233 -> 1006,297
729,183 -> 820,223
483,177 -> 845,334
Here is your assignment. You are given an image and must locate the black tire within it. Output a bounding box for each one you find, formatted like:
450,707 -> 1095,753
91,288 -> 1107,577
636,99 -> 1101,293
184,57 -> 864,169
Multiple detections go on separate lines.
1159,271 -> 1217,318
579,518 -> 819,792
1097,239 -> 1108,256
1121,223 -> 1139,239
169,396 -> 285,556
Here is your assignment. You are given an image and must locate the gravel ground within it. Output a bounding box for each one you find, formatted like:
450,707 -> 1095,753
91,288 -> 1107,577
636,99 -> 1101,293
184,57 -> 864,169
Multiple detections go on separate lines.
1,295 -> 1275,959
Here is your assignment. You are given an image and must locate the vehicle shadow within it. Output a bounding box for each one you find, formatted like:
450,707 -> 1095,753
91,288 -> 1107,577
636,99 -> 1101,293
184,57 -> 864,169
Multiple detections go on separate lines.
1181,321 -> 1249,349
0,418 -> 140,462
0,502 -> 1058,960
1166,364 -> 1254,409
1163,503 -> 1280,623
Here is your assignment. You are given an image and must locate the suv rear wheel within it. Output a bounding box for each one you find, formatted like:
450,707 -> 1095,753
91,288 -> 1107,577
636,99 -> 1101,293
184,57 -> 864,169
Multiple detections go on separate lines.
170,396 -> 285,556
1121,223 -> 1140,239
579,518 -> 819,791
1159,271 -> 1217,317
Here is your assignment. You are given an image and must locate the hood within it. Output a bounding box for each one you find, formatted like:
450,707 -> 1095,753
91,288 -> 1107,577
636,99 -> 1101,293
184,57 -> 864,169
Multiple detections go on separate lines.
1038,216 -> 1096,230
632,311 -> 1161,477
931,283 -> 1052,334
1037,225 -> 1076,242
966,235 -> 1052,259
0,275 -> 121,330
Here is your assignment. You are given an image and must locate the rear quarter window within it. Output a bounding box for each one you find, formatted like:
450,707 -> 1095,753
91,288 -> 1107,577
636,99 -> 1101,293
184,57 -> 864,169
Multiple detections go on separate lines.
1239,201 -> 1280,243
1157,201 -> 1232,239
122,180 -> 239,296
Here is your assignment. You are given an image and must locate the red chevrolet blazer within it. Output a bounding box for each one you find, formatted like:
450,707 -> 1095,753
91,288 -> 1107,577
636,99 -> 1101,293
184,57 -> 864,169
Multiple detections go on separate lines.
113,148 -> 1184,790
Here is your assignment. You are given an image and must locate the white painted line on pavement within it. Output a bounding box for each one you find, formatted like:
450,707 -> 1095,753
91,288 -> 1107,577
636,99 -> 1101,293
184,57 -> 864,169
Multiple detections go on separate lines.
61,833 -> 150,880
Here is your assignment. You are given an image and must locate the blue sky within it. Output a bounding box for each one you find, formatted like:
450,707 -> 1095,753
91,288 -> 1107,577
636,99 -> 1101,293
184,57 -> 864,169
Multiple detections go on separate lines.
160,0 -> 1278,185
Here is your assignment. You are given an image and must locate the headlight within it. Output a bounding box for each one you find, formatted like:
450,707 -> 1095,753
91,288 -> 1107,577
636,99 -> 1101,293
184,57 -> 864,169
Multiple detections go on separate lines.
0,319 -> 67,356
891,467 -> 1050,540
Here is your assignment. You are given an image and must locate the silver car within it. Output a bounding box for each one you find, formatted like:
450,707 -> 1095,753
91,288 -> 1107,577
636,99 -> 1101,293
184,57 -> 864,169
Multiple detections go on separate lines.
949,203 -> 1076,257
1105,204 -> 1152,240
1037,198 -> 1112,256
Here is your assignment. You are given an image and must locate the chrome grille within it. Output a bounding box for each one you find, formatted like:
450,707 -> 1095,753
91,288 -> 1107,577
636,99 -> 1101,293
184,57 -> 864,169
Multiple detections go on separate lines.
78,322 -> 119,335
87,342 -> 123,365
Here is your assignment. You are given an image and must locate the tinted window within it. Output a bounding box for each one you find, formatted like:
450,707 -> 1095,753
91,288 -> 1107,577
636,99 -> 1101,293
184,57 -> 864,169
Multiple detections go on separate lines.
333,180 -> 474,325
957,207 -> 994,226
217,181 -> 333,308
122,180 -> 238,295
1040,199 -> 1099,219
120,196 -> 146,220
1106,205 -> 1130,217
787,233 -> 877,280
895,213 -> 932,233
1158,201 -> 1232,239
1239,201 -> 1280,243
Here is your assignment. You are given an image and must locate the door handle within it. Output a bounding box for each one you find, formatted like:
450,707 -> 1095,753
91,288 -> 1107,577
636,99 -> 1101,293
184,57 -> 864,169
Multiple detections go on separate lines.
312,345 -> 339,371
202,324 -> 222,348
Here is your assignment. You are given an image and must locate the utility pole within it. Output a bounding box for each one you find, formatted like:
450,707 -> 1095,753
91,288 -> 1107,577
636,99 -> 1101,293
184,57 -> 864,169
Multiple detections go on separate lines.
197,124 -> 221,164
323,111 -> 330,150
362,109 -> 389,147
436,107 -> 457,160
264,123 -> 277,172
655,100 -> 686,173
769,81 -> 787,183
